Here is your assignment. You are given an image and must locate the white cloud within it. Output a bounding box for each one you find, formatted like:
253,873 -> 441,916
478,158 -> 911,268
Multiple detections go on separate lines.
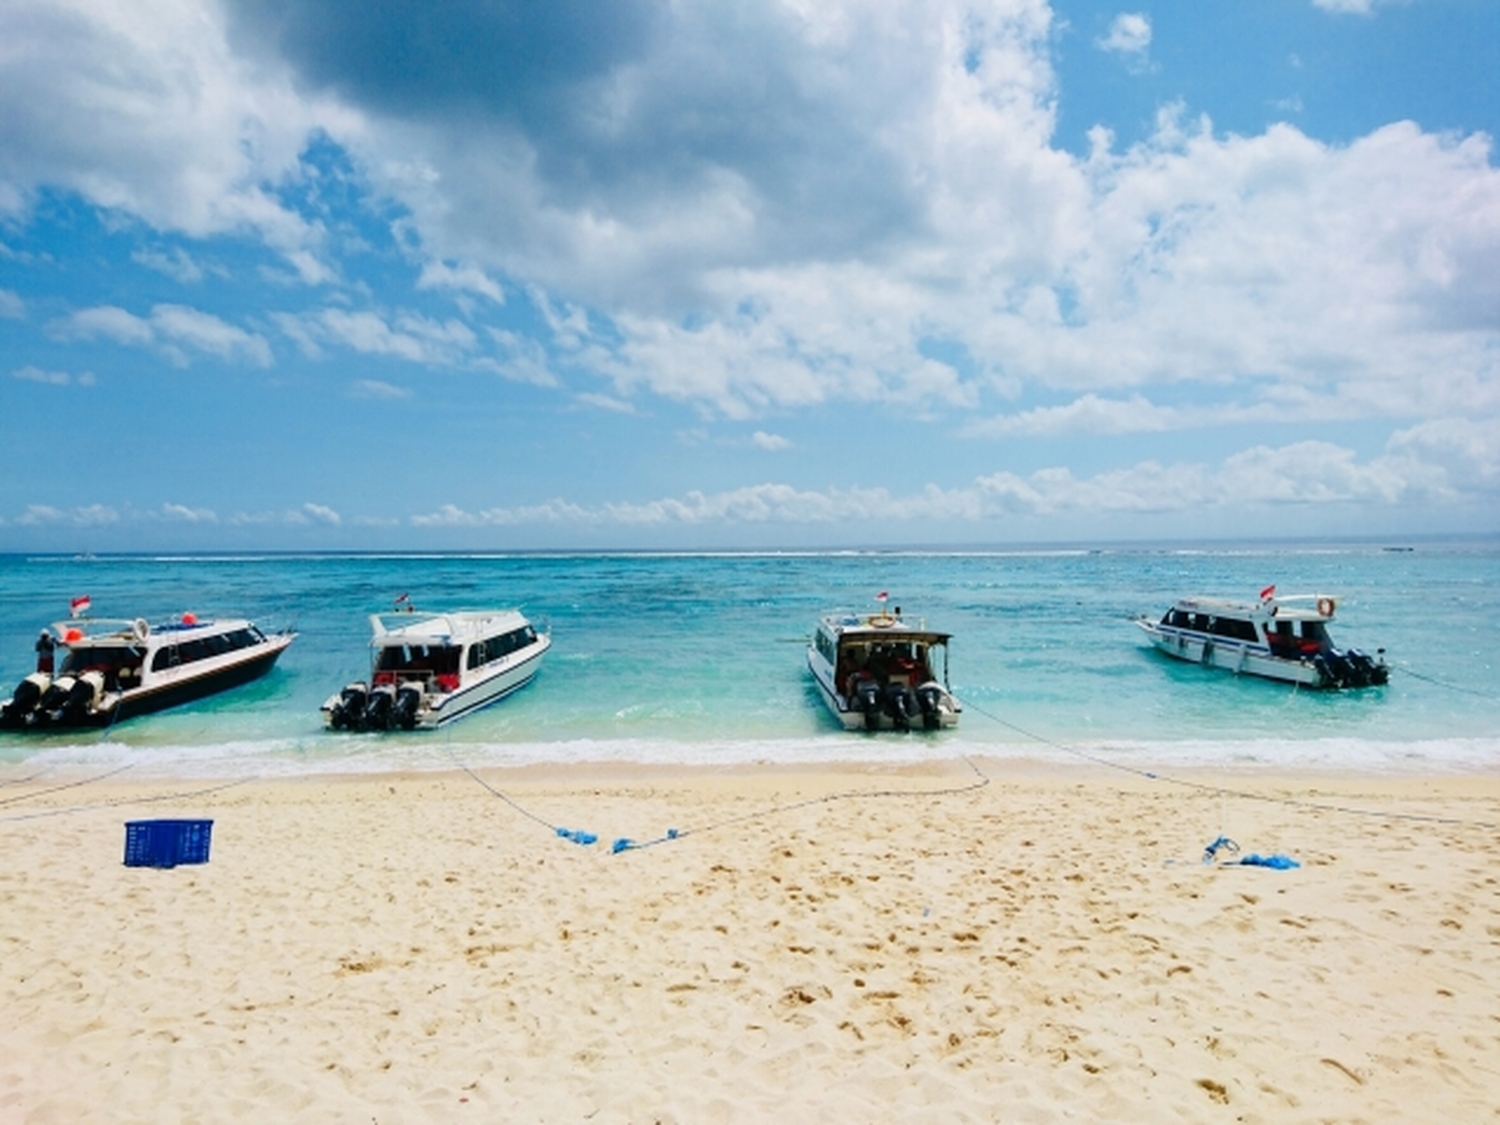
409,436 -> 1474,529
13,365 -> 95,387
0,288 -> 23,318
301,502 -> 342,525
1098,13 -> 1151,57
290,307 -> 478,366
55,303 -> 273,366
9,1 -> 1497,433
156,503 -> 218,523
14,503 -> 119,526
132,245 -> 207,283
1311,0 -> 1377,14
349,378 -> 411,399
0,0 -> 356,281
416,260 -> 505,304
751,430 -> 792,451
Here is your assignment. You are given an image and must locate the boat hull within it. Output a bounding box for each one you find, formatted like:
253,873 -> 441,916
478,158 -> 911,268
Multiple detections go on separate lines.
321,632 -> 549,731
3,635 -> 294,730
1135,620 -> 1384,688
419,642 -> 547,728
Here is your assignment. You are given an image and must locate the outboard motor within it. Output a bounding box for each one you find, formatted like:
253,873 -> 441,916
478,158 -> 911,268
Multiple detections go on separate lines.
362,683 -> 396,730
853,675 -> 883,730
1325,650 -> 1354,688
3,673 -> 50,725
915,683 -> 944,730
1344,649 -> 1383,688
392,683 -> 422,730
39,675 -> 77,714
884,683 -> 916,731
329,682 -> 368,730
65,672 -> 104,719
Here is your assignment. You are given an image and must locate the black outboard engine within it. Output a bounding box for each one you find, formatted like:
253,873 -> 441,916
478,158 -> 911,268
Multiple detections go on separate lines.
1343,649 -> 1382,688
65,674 -> 99,719
362,683 -> 395,730
3,673 -> 49,726
853,675 -> 883,730
915,683 -> 944,730
884,683 -> 917,731
39,675 -> 77,714
393,684 -> 422,730
329,683 -> 368,730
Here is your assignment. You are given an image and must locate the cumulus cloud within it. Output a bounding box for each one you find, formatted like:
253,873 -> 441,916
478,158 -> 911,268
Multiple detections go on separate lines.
1310,0 -> 1379,13
156,503 -> 218,523
0,0 -> 356,281
1098,13 -> 1151,58
410,436 -> 1471,529
0,288 -> 23,318
14,503 -> 119,526
2,0 -> 1497,542
751,430 -> 792,451
280,307 -> 477,366
349,378 -> 411,399
13,365 -> 96,387
8,1 -> 1498,432
132,245 -> 208,284
301,502 -> 342,525
55,303 -> 273,366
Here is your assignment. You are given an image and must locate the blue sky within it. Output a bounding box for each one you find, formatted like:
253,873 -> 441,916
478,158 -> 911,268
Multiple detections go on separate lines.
2,0 -> 1496,551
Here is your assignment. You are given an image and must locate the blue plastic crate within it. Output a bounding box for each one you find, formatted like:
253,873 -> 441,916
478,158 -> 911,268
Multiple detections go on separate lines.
123,819 -> 213,868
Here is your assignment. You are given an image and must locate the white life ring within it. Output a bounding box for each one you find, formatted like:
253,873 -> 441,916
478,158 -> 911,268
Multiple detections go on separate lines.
131,618 -> 150,642
1316,597 -> 1335,618
868,613 -> 896,628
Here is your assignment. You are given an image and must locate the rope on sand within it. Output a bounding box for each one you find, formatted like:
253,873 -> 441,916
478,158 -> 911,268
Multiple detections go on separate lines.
962,699 -> 1499,831
447,743 -> 991,854
0,776 -> 251,823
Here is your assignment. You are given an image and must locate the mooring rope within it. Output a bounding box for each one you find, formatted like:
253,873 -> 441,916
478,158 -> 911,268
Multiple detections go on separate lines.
961,697 -> 1498,831
1390,663 -> 1497,699
448,742 -> 990,854
0,763 -> 135,808
0,775 -> 251,823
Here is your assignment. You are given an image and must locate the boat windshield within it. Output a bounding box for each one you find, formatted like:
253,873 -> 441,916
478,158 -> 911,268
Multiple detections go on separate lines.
60,645 -> 143,675
375,644 -> 461,676
836,639 -> 934,691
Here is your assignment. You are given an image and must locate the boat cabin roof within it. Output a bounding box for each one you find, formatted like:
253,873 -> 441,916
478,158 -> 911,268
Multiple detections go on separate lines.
369,609 -> 531,647
1170,594 -> 1335,622
49,616 -> 252,645
818,611 -> 951,646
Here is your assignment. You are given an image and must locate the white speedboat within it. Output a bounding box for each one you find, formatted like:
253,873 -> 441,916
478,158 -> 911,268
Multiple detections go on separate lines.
808,603 -> 961,730
1135,588 -> 1387,689
322,609 -> 549,731
1,611 -> 296,730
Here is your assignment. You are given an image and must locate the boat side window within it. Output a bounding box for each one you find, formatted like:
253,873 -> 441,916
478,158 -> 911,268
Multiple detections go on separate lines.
205,633 -> 229,657
61,646 -> 132,675
817,631 -> 836,663
1299,622 -> 1330,645
1210,618 -> 1257,642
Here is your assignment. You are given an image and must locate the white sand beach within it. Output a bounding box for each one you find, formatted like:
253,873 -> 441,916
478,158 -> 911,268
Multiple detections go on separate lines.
2,759 -> 1498,1123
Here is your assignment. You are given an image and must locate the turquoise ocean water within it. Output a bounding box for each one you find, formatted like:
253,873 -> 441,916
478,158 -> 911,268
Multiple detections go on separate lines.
1,542 -> 1496,778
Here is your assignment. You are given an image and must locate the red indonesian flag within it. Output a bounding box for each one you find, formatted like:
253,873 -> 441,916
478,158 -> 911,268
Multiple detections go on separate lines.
875,591 -> 888,603
70,594 -> 91,615
1259,584 -> 1276,601
395,592 -> 410,605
